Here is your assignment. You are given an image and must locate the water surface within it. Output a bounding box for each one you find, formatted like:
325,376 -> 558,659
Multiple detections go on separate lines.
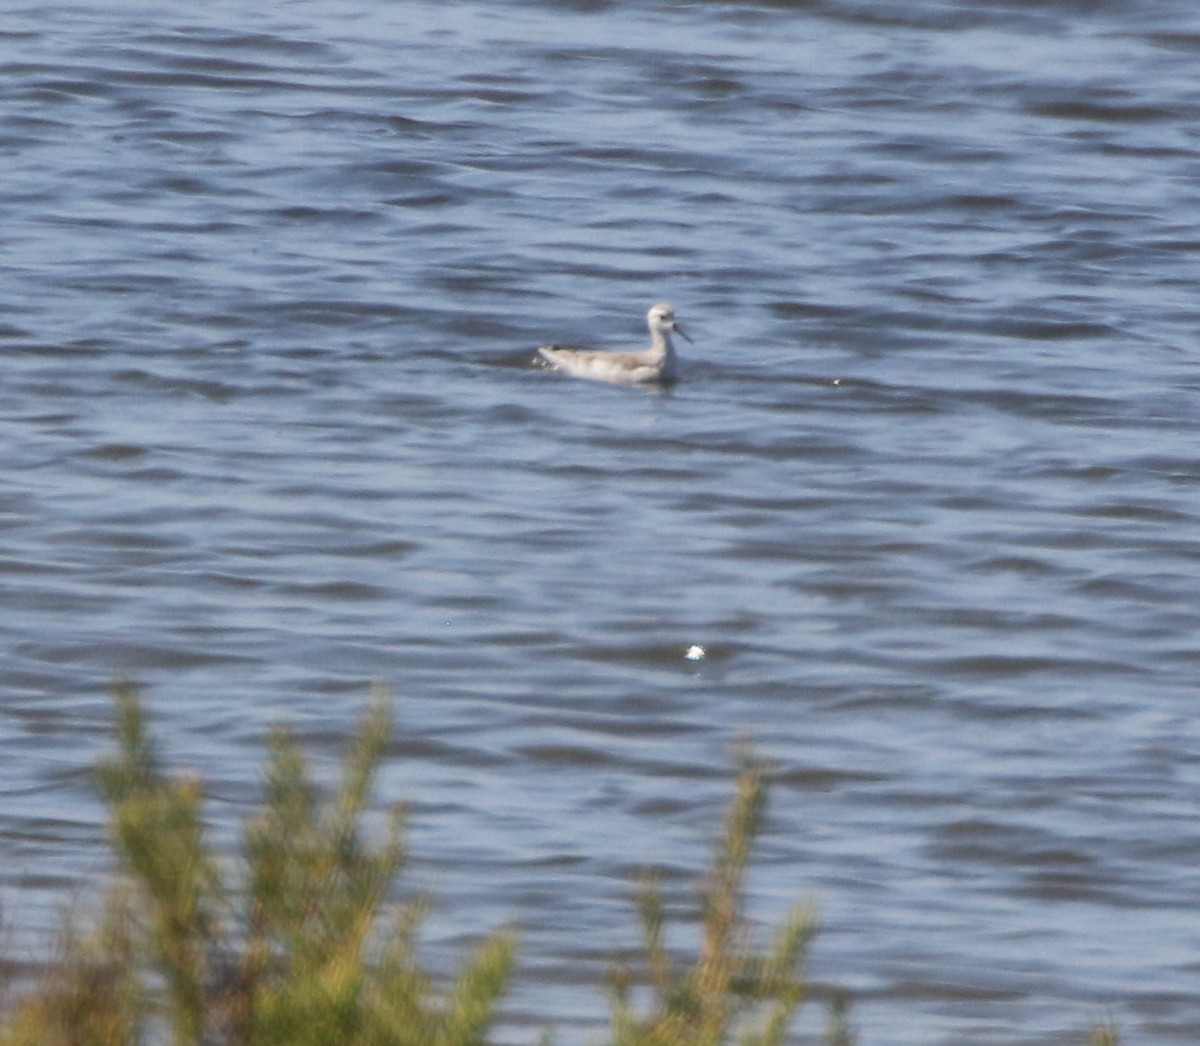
3,1 -> 1200,1041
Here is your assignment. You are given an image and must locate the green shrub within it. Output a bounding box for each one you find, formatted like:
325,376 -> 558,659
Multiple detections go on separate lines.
608,752 -> 849,1046
1,682 -> 514,1046
0,683 -> 1118,1045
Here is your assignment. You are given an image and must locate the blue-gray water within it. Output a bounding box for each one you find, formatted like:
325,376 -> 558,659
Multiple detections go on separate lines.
3,0 -> 1200,1041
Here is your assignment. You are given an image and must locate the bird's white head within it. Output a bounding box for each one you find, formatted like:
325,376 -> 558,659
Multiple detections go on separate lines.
647,302 -> 691,343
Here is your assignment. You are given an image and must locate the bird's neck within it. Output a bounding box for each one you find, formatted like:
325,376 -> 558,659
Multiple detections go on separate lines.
649,330 -> 675,359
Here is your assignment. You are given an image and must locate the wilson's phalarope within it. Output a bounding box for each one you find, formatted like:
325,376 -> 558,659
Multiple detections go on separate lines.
538,303 -> 690,385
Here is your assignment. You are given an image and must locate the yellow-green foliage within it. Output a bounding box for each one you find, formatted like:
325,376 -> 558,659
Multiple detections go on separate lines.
608,754 -> 849,1046
0,682 -> 514,1046
0,884 -> 141,1046
0,684 -> 1119,1046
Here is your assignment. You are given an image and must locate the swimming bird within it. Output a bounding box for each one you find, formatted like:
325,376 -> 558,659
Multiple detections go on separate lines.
538,303 -> 691,385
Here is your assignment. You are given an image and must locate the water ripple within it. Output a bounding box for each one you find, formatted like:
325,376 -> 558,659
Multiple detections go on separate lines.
2,1 -> 1199,1043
